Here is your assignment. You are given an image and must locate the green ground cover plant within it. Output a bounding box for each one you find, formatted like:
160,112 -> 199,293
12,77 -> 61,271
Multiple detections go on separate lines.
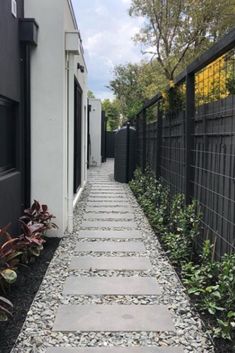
129,168 -> 235,343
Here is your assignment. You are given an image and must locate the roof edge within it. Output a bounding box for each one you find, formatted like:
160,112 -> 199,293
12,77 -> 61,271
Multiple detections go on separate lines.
67,0 -> 78,30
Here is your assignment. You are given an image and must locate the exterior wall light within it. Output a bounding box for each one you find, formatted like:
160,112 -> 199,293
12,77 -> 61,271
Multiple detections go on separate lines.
77,63 -> 85,73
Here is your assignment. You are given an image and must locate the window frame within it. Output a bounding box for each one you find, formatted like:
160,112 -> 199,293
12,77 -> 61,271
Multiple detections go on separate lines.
0,96 -> 17,176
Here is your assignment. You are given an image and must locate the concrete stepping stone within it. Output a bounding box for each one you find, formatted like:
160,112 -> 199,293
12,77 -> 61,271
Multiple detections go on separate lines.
90,191 -> 124,194
90,182 -> 115,183
91,187 -> 124,190
84,213 -> 134,220
76,241 -> 146,252
86,204 -> 132,209
89,197 -> 126,200
87,201 -> 129,205
89,192 -> 127,199
78,230 -> 143,239
63,277 -> 161,295
90,193 -> 124,196
88,194 -> 128,197
47,348 -> 184,353
86,207 -> 133,213
86,203 -> 129,207
53,304 -> 174,332
91,186 -> 118,188
70,256 -> 152,270
91,183 -> 116,185
80,220 -> 137,229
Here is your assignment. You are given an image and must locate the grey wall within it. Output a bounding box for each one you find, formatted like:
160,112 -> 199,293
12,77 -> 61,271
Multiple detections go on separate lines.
0,0 -> 24,232
0,0 -> 24,101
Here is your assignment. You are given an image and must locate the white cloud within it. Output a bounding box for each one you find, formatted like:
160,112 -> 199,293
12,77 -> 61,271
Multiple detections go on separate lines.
94,4 -> 109,17
94,90 -> 114,101
72,0 -> 144,98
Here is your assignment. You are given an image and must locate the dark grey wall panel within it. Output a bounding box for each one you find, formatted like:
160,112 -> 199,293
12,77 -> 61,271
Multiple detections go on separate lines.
0,0 -> 24,101
0,172 -> 21,233
0,0 -> 25,232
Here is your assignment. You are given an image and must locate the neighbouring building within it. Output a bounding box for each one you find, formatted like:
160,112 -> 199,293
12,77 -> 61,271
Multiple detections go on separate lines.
0,0 -> 88,235
88,98 -> 102,167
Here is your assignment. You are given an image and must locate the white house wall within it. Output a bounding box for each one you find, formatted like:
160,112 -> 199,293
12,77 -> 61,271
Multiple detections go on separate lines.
25,0 -> 66,235
25,0 -> 88,235
89,99 -> 102,167
64,0 -> 88,205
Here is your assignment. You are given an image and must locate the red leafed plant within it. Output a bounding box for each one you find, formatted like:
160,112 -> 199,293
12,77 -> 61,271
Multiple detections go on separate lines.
20,200 -> 57,232
0,226 -> 17,321
18,221 -> 46,261
0,200 -> 57,321
0,225 -> 22,291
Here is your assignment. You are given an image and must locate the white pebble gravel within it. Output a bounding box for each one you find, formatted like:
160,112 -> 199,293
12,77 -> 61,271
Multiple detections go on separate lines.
11,161 -> 215,353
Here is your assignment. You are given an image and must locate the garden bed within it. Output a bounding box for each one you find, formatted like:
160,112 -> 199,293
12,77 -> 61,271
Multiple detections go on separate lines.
129,168 -> 235,353
174,256 -> 235,353
0,237 -> 60,353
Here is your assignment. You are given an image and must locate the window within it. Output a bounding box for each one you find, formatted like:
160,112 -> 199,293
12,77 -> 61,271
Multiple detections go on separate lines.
0,97 -> 16,174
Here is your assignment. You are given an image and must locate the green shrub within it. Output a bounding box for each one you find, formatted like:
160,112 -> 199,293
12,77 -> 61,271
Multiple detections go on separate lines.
182,241 -> 235,340
130,168 -> 201,265
130,167 -> 235,341
130,168 -> 171,234
162,196 -> 201,265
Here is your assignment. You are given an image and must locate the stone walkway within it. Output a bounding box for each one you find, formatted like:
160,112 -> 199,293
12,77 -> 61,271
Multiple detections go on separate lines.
11,160 -> 214,353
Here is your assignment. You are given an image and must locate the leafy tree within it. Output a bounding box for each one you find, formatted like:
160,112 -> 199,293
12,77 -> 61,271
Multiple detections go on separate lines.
129,0 -> 235,80
109,63 -> 143,120
102,99 -> 121,131
109,60 -> 165,119
87,90 -> 95,98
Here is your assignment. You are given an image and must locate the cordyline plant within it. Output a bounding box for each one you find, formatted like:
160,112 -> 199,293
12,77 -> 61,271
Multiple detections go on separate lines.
19,220 -> 45,263
0,200 -> 57,322
0,225 -> 21,292
20,200 -> 57,232
17,220 -> 46,262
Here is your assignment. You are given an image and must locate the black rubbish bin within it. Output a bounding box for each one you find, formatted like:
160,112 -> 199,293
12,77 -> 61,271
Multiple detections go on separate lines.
114,123 -> 136,183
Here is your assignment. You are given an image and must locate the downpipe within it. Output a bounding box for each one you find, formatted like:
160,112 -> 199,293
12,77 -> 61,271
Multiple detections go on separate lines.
66,53 -> 74,233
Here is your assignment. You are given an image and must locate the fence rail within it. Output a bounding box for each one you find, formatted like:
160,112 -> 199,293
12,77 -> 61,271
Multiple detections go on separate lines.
135,29 -> 235,259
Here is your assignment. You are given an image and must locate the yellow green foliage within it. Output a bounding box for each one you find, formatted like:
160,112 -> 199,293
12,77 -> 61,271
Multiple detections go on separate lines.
195,56 -> 229,105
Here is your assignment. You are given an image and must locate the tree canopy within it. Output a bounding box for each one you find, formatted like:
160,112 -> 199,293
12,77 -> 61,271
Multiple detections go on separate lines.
129,0 -> 235,80
109,60 -> 166,120
109,0 -> 235,121
87,90 -> 95,98
102,99 -> 121,131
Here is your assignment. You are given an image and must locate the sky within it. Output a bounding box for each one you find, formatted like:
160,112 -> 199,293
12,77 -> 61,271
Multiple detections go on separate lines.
71,0 -> 144,100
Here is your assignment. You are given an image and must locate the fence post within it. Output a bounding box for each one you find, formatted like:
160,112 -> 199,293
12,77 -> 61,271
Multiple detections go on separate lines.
185,72 -> 195,205
135,115 -> 139,166
142,108 -> 147,172
126,122 -> 130,182
156,100 -> 162,179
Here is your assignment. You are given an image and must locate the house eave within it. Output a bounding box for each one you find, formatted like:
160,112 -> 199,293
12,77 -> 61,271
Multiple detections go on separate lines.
67,0 -> 78,30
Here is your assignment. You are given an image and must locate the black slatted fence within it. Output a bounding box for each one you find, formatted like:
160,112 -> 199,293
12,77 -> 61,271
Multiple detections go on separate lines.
135,29 -> 235,258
